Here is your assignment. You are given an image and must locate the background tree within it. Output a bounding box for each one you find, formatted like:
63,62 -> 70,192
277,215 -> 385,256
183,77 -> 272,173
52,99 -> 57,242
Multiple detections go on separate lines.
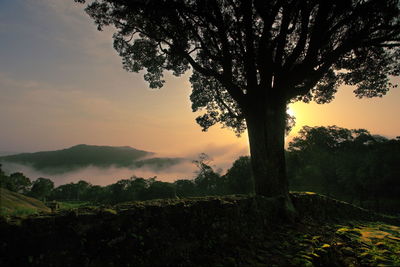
75,0 -> 400,215
75,180 -> 91,201
50,182 -> 79,201
108,178 -> 131,203
84,185 -> 107,203
8,172 -> 31,193
288,125 -> 353,196
29,178 -> 54,201
0,164 -> 11,190
127,176 -> 152,201
174,179 -> 197,198
286,125 -> 400,213
224,156 -> 253,194
143,181 -> 177,200
193,153 -> 226,195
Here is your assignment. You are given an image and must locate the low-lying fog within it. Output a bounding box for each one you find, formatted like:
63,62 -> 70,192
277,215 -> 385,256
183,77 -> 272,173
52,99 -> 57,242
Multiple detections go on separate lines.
1,144 -> 249,186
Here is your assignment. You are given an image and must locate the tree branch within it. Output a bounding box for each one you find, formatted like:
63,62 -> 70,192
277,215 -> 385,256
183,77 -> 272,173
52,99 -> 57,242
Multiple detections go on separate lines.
283,2 -> 312,71
255,0 -> 282,89
273,4 -> 294,74
240,0 -> 258,91
304,1 -> 331,64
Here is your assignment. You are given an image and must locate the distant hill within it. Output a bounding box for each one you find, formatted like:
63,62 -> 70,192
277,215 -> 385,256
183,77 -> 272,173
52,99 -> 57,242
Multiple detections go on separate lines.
0,144 -> 182,174
0,151 -> 19,157
0,188 -> 50,215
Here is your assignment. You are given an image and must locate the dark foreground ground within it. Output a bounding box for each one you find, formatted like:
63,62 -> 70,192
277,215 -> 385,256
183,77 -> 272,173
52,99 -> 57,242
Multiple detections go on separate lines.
0,192 -> 399,267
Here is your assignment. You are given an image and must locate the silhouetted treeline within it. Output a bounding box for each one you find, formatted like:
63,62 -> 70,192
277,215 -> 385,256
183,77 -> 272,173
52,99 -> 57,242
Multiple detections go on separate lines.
1,125 -> 399,214
0,153 -> 253,204
45,154 -> 254,203
286,126 -> 400,214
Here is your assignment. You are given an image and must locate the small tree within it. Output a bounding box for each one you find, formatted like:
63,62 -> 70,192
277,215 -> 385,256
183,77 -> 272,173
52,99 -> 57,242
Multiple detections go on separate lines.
8,172 -> 31,193
0,164 -> 10,189
76,0 -> 400,215
193,153 -> 224,195
29,178 -> 54,201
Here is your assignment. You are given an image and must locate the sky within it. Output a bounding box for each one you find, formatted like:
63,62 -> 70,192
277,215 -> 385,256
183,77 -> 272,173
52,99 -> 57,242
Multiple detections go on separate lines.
0,0 -> 399,182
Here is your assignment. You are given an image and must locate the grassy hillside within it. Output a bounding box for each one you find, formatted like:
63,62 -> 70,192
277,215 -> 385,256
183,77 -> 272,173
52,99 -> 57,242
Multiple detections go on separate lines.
0,188 -> 50,216
0,144 -> 182,174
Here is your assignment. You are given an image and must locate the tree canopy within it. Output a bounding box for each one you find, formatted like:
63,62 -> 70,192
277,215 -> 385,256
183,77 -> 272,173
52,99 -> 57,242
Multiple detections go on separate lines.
75,0 -> 400,205
76,0 -> 399,132
287,125 -> 400,213
29,178 -> 54,201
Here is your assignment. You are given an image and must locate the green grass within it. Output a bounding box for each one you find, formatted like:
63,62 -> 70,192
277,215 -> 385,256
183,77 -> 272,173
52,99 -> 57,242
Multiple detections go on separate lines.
0,188 -> 50,217
58,201 -> 91,210
0,206 -> 38,217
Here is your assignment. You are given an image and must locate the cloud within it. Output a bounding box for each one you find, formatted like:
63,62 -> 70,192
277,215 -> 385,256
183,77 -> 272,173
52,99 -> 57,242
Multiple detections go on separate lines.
176,142 -> 249,171
30,0 -> 118,64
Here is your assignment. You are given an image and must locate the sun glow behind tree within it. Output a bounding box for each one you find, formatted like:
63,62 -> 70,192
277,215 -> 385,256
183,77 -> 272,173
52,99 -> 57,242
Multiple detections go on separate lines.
74,0 -> 400,218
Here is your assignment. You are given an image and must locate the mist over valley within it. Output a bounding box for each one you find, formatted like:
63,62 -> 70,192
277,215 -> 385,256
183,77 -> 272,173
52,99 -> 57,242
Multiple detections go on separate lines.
0,143 -> 248,186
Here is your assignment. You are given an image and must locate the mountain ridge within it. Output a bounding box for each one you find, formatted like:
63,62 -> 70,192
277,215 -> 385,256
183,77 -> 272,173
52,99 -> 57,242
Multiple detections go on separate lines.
0,144 -> 182,174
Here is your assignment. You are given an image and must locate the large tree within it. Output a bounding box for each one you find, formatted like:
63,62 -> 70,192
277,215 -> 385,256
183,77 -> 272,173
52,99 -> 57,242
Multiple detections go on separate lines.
75,0 -> 400,213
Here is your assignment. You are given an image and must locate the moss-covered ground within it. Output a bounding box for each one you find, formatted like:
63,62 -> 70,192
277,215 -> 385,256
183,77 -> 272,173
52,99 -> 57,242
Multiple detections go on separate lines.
0,193 -> 399,266
229,220 -> 400,266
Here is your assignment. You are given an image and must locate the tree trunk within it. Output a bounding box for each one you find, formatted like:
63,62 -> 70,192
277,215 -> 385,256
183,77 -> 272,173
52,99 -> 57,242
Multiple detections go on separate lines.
244,95 -> 296,220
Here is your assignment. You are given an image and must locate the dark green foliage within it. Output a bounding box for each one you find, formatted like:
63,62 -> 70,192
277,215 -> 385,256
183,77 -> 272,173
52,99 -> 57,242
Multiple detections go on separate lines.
0,164 -> 9,189
43,154 -> 255,204
1,172 -> 32,194
192,153 -> 226,196
47,176 -> 173,204
106,177 -> 150,203
0,165 -> 34,196
144,181 -> 176,200
224,156 -> 254,194
174,179 -> 197,198
49,180 -> 91,202
287,125 -> 400,214
29,178 -> 54,201
76,0 -> 400,130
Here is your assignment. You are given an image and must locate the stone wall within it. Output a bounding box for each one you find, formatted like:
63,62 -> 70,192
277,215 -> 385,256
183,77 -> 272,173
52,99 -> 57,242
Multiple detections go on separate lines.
0,193 -> 398,266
